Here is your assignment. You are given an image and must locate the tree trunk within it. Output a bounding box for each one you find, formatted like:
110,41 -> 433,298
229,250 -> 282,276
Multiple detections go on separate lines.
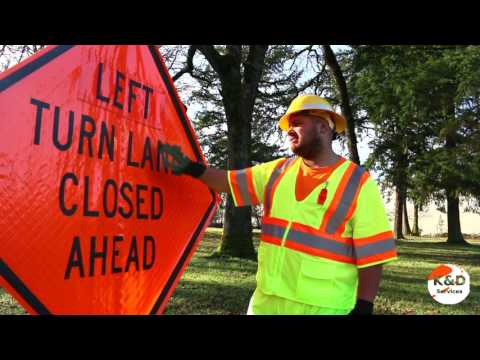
322,45 -> 361,165
411,202 -> 420,236
402,197 -> 412,236
394,185 -> 404,240
446,192 -> 466,245
219,89 -> 256,258
197,45 -> 268,258
220,195 -> 255,257
444,110 -> 466,245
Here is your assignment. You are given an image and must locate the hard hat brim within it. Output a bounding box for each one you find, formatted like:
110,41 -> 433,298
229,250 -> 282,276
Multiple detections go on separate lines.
279,110 -> 347,134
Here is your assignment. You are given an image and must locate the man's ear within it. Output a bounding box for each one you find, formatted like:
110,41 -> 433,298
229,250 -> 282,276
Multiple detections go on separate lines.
317,119 -> 332,134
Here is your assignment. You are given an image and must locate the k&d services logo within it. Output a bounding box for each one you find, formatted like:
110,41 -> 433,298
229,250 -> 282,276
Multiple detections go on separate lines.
427,264 -> 470,305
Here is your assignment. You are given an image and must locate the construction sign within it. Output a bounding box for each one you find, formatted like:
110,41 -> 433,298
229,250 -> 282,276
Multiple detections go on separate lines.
0,45 -> 219,314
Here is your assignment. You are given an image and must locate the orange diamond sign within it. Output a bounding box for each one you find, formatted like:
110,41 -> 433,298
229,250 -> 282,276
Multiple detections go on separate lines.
0,45 -> 219,314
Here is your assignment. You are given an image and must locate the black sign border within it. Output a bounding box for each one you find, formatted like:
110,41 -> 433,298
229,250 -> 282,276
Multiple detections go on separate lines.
0,45 -> 217,315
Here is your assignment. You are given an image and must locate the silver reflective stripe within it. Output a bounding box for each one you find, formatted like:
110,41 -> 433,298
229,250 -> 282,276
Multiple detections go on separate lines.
264,157 -> 296,213
355,238 -> 396,259
235,169 -> 251,205
287,228 -> 355,259
262,223 -> 286,239
301,103 -> 333,112
326,165 -> 366,234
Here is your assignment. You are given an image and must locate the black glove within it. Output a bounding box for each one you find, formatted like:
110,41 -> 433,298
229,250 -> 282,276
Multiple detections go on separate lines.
349,299 -> 374,315
182,161 -> 207,178
163,144 -> 206,178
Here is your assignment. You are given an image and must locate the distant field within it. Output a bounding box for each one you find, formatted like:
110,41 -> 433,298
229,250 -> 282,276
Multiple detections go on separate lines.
1,229 -> 479,315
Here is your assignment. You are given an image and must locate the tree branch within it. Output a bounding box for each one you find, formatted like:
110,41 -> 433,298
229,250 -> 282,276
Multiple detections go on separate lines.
172,45 -> 198,82
322,44 -> 360,164
226,45 -> 242,61
243,45 -> 269,112
289,45 -> 315,71
244,45 -> 268,86
197,45 -> 225,75
297,61 -> 327,93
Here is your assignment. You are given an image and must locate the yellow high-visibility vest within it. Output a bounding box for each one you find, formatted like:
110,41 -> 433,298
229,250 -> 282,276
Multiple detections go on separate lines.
228,156 -> 397,314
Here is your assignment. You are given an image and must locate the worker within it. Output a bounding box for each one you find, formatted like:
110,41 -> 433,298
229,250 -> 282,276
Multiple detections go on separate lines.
167,94 -> 397,315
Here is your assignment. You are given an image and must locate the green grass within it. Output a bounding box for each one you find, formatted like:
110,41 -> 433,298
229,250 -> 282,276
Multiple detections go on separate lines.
0,287 -> 27,315
375,236 -> 480,315
1,229 -> 479,315
163,228 -> 258,315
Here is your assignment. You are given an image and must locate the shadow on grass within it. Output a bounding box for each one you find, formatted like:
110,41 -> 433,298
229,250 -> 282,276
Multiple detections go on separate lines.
382,273 -> 428,287
397,251 -> 480,267
185,264 -> 257,275
184,255 -> 258,274
378,272 -> 480,314
398,240 -> 480,251
165,279 -> 253,315
206,250 -> 258,261
396,240 -> 480,267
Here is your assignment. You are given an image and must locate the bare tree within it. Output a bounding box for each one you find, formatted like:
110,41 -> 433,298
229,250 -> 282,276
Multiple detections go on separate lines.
0,45 -> 45,71
322,45 -> 361,164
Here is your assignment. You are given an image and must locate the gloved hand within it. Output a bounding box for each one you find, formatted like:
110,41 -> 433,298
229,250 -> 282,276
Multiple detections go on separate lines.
162,144 -> 206,178
349,299 -> 374,315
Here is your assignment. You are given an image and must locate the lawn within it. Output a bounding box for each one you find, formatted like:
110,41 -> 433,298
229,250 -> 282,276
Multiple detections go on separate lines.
1,228 -> 479,315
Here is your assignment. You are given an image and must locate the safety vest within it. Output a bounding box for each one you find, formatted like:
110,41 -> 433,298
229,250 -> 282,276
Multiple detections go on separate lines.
228,156 -> 397,312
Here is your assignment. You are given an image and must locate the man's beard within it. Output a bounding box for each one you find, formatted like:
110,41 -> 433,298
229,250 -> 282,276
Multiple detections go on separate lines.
291,132 -> 323,159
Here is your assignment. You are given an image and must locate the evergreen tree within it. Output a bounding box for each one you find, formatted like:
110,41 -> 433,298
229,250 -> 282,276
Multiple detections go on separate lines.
351,45 -> 480,244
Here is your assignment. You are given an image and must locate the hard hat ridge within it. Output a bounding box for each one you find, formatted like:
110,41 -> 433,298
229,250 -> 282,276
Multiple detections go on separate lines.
279,94 -> 346,134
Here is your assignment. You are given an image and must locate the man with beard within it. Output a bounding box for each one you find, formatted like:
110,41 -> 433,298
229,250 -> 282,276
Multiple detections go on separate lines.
168,95 -> 397,315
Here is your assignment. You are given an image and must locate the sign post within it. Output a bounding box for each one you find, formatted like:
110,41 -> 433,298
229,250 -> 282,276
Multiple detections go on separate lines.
0,45 -> 219,314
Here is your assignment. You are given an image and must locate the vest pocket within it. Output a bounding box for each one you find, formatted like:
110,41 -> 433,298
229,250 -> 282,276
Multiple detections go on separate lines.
256,244 -> 279,295
295,259 -> 343,308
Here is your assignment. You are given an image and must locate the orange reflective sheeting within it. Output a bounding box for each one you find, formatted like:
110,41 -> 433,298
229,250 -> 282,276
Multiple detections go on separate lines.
228,171 -> 243,206
261,216 -> 397,266
264,157 -> 297,216
260,217 -> 288,245
354,231 -> 396,246
245,167 -> 260,205
0,45 -> 220,315
287,221 -> 356,263
356,249 -> 398,267
334,170 -> 370,236
228,167 -> 259,207
319,162 -> 356,233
